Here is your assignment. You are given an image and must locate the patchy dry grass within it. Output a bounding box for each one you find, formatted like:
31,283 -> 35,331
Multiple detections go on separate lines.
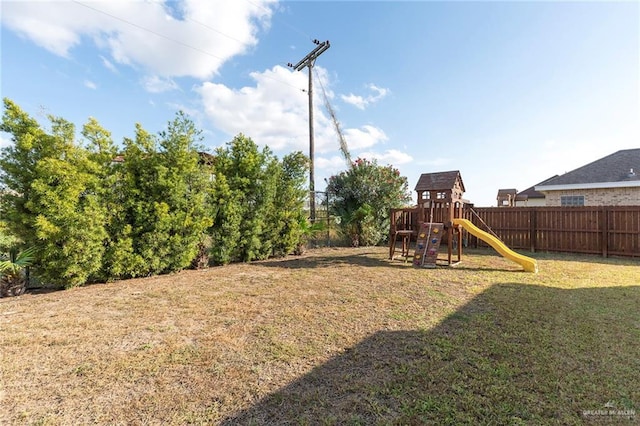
1,247 -> 638,425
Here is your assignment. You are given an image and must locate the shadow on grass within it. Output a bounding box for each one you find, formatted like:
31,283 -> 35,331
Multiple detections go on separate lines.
528,250 -> 640,266
259,245 -> 640,273
467,246 -> 640,267
257,247 -> 528,271
257,249 -> 531,272
257,249 -> 408,270
222,284 -> 639,425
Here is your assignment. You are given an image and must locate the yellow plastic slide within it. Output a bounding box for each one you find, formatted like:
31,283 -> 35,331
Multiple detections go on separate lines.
453,218 -> 538,273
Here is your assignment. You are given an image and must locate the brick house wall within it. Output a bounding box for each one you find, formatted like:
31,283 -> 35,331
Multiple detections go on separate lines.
515,198 -> 546,207
543,187 -> 640,206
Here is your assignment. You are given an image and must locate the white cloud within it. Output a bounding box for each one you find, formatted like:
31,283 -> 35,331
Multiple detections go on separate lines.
142,75 -> 179,93
84,80 -> 97,90
315,155 -> 351,184
341,83 -> 390,110
316,155 -> 349,174
357,149 -> 413,166
198,65 -> 306,149
197,65 -> 392,162
340,94 -> 367,110
100,55 -> 118,73
343,125 -> 388,150
1,0 -> 276,79
368,84 -> 389,98
198,65 -> 338,152
315,150 -> 413,187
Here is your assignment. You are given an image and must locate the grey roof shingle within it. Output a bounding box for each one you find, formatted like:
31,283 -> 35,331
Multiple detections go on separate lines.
541,149 -> 640,186
497,188 -> 517,196
414,170 -> 465,192
516,175 -> 559,199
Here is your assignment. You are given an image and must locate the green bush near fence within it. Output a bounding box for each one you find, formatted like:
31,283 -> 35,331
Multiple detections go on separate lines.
0,98 -> 309,288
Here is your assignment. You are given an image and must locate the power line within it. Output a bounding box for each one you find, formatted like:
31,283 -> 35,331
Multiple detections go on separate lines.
72,0 -> 227,62
242,0 -> 313,42
183,16 -> 252,47
71,0 -> 306,92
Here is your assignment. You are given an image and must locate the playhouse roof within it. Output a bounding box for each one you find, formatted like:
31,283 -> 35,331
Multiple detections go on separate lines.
415,170 -> 465,193
497,188 -> 517,197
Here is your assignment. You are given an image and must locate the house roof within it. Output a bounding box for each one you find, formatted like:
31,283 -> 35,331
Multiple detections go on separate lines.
415,170 -> 465,193
497,188 -> 517,197
516,175 -> 559,200
539,149 -> 640,188
197,151 -> 215,166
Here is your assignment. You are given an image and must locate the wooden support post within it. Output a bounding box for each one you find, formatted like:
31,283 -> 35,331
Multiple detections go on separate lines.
457,225 -> 463,262
601,207 -> 609,258
447,225 -> 453,265
530,208 -> 537,253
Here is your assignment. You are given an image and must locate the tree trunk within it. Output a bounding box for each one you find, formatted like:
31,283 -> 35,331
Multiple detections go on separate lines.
0,274 -> 27,297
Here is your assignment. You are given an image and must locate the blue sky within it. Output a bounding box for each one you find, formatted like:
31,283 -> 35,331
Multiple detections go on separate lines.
1,0 -> 638,207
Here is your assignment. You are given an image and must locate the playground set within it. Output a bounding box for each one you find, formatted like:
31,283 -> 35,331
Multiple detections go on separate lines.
389,171 -> 538,273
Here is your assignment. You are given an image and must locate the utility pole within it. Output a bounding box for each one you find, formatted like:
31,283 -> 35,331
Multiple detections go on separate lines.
288,39 -> 330,222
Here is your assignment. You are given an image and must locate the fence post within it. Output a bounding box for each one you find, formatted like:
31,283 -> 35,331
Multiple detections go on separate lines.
601,207 -> 609,258
326,191 -> 331,247
529,208 -> 537,253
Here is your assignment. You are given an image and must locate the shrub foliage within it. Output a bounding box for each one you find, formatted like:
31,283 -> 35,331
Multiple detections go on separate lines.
0,100 -> 107,286
327,158 -> 412,246
209,134 -> 308,264
0,99 -> 309,288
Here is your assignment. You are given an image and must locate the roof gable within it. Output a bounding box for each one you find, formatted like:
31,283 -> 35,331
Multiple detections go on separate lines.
415,170 -> 465,193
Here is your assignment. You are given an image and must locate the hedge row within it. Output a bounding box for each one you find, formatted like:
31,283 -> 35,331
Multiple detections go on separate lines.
0,99 -> 309,288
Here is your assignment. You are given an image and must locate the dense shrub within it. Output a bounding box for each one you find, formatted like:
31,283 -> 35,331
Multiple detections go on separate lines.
0,99 -> 310,287
0,100 -> 108,287
209,134 -> 308,264
101,114 -> 213,279
327,158 -> 412,246
271,151 -> 309,256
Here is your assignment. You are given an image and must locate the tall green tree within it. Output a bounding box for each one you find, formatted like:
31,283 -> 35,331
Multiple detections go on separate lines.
326,158 -> 412,246
208,171 -> 243,265
209,135 -> 309,264
0,99 -> 50,246
1,98 -> 312,284
211,134 -> 273,263
157,112 -> 212,271
104,113 -> 212,278
0,99 -> 108,287
270,151 -> 309,256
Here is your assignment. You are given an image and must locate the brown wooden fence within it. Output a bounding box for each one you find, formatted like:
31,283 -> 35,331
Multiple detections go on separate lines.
390,206 -> 640,258
467,207 -> 640,257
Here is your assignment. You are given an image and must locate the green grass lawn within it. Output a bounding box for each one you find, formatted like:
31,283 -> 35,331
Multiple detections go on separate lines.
1,247 -> 638,425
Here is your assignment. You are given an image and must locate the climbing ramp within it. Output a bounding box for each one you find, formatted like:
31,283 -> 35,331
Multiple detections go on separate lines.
413,222 -> 444,268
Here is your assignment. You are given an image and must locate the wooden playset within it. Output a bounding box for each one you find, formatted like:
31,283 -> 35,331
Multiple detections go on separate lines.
390,170 -> 466,268
389,170 -> 538,272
